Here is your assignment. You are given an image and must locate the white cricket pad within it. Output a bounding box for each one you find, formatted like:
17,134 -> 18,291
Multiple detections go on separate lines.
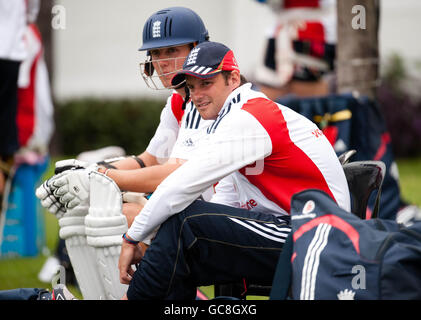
58,204 -> 107,300
85,171 -> 129,300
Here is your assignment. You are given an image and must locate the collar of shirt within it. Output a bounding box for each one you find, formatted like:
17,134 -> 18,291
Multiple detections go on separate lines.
216,83 -> 252,118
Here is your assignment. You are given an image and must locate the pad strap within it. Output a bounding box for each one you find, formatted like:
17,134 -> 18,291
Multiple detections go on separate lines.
131,155 -> 146,168
96,161 -> 117,169
98,156 -> 145,169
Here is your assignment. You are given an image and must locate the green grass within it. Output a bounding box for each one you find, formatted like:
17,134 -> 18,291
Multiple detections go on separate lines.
395,158 -> 421,207
0,156 -> 82,297
0,157 -> 420,299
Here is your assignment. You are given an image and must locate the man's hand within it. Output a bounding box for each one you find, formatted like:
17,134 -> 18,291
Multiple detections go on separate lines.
118,241 -> 145,285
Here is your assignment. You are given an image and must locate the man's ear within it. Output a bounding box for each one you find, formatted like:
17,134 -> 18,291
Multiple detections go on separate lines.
230,70 -> 241,87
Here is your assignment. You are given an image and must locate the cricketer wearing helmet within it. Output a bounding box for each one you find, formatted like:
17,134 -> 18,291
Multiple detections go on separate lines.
35,7 -> 215,300
140,6 -> 209,91
37,7 -> 213,223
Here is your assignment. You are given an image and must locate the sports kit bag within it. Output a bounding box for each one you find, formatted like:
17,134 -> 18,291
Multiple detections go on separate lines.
270,189 -> 421,300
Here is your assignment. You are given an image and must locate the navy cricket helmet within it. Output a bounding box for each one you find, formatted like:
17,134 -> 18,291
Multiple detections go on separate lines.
139,7 -> 209,52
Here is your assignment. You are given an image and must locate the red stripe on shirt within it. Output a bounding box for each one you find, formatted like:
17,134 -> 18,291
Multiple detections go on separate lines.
171,93 -> 185,126
239,98 -> 336,213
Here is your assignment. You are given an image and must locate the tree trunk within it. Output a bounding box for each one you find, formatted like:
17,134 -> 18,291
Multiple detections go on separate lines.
336,0 -> 380,100
36,0 -> 54,87
36,0 -> 61,155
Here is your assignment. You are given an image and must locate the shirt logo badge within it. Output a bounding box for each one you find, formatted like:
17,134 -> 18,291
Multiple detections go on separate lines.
183,138 -> 194,147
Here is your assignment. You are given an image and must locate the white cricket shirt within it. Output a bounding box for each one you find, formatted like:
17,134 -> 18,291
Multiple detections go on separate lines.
128,83 -> 350,241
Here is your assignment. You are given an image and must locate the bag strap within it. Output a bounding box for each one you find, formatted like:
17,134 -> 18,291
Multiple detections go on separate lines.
269,232 -> 293,300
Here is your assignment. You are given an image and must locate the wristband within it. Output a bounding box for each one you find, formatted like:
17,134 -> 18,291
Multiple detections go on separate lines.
122,233 -> 139,245
131,155 -> 146,168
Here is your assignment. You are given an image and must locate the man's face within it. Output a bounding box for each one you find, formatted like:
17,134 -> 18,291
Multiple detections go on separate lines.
186,72 -> 239,120
149,44 -> 191,88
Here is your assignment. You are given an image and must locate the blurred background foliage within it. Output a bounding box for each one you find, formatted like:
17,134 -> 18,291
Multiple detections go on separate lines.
53,98 -> 165,156
52,53 -> 421,159
378,53 -> 421,157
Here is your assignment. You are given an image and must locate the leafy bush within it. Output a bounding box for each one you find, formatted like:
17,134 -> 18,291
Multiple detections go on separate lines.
55,98 -> 165,156
378,54 -> 421,157
378,84 -> 421,157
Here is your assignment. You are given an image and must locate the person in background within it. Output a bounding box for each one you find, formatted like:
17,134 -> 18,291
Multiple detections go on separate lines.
253,0 -> 337,101
0,0 -> 37,207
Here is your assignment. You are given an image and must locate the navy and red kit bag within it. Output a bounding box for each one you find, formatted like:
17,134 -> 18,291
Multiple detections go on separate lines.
271,189 -> 421,300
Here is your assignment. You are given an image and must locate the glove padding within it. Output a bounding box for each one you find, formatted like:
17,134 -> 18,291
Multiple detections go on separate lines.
36,173 -> 67,218
52,167 -> 94,210
36,159 -> 94,217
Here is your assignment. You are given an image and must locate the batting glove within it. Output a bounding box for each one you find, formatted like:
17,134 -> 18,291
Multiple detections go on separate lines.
36,172 -> 67,218
52,164 -> 100,210
36,159 -> 91,218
